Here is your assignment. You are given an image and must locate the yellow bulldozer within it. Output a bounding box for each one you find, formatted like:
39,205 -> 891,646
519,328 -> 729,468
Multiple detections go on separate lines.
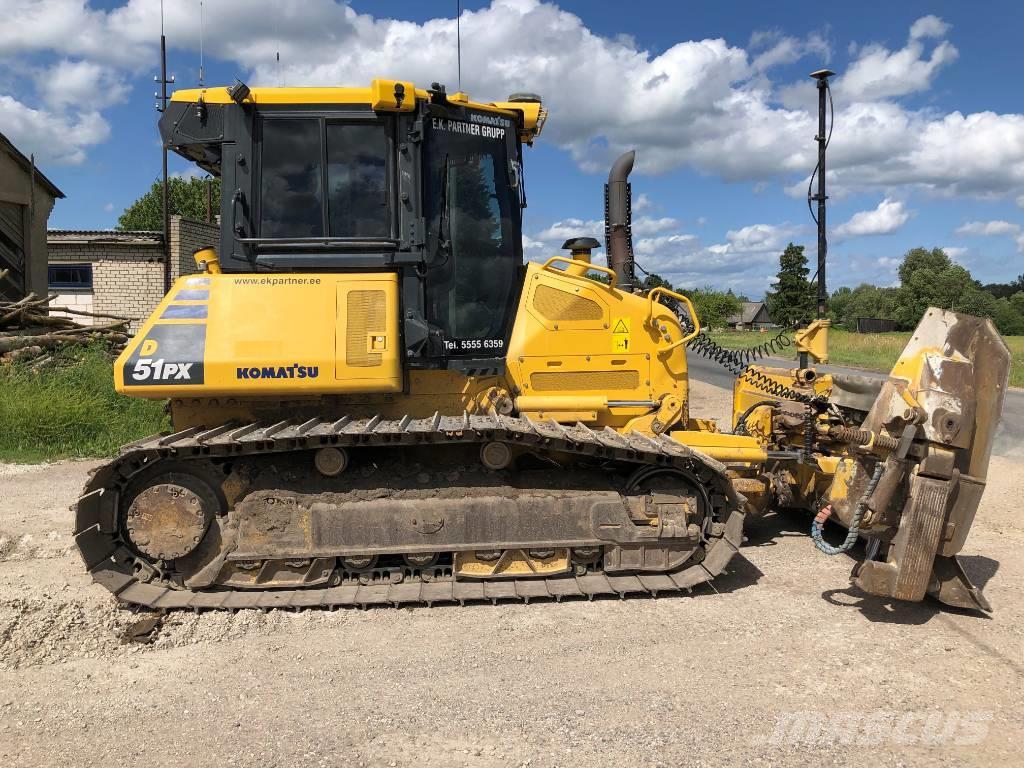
75,79 -> 1009,612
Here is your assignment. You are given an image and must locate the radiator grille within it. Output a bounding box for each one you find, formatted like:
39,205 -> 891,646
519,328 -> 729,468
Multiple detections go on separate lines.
530,370 -> 639,392
533,284 -> 603,321
346,290 -> 385,367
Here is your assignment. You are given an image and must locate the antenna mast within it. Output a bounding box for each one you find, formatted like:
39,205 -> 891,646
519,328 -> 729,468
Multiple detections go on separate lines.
198,0 -> 205,86
809,68 -> 834,320
456,0 -> 462,92
154,0 -> 175,293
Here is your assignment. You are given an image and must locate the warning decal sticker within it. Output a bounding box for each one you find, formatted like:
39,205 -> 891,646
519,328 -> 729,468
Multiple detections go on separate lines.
611,317 -> 631,352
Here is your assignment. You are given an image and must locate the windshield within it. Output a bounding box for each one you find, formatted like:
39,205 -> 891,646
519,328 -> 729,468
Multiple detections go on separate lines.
424,112 -> 521,358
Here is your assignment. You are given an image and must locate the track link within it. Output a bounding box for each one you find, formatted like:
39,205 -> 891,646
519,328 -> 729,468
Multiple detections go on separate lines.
75,412 -> 745,611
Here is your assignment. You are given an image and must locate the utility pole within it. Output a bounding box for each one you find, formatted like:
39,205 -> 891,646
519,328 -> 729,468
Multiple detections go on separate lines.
155,4 -> 175,293
810,69 -> 834,319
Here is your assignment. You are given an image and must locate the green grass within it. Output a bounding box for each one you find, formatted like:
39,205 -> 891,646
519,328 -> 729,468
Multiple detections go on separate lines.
0,344 -> 169,463
708,328 -> 1024,389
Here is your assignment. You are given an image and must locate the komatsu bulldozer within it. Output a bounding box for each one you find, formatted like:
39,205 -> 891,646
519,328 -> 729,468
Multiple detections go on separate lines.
75,79 -> 1009,613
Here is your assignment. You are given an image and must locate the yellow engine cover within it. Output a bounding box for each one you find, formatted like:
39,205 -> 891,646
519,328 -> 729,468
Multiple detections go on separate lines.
115,273 -> 401,398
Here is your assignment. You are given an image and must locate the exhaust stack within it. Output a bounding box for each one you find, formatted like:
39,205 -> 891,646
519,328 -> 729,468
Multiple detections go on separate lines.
605,150 -> 636,291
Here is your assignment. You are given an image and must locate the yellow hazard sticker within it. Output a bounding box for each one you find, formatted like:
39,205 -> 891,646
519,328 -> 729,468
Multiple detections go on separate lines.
611,317 -> 631,351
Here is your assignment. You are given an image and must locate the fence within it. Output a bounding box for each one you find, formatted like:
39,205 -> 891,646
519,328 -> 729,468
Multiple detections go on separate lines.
856,317 -> 897,333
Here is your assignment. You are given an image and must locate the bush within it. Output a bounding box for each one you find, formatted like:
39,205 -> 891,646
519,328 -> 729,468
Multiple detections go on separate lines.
686,287 -> 743,330
0,344 -> 168,462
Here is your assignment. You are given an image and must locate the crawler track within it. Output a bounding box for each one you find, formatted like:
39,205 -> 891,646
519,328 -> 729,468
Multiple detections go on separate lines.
75,413 -> 745,611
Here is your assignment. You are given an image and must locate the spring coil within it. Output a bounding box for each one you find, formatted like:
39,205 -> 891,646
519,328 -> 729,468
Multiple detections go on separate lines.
803,405 -> 817,455
686,326 -> 794,367
681,325 -> 827,407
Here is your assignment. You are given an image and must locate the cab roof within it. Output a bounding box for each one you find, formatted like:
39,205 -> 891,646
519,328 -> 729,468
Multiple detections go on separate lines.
170,78 -> 546,143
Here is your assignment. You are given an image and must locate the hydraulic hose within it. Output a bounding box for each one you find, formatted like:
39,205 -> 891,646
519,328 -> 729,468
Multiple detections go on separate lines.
811,463 -> 885,555
679,323 -> 827,407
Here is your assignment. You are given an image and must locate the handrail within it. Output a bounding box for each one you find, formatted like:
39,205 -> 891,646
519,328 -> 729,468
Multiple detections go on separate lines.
540,256 -> 617,288
646,286 -> 700,352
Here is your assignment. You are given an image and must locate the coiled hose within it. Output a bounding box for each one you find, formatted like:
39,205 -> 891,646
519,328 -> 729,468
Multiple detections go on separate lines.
811,463 -> 884,555
682,324 -> 828,407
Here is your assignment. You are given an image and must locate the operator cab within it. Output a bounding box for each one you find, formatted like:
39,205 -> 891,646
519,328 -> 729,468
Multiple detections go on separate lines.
159,80 -> 545,370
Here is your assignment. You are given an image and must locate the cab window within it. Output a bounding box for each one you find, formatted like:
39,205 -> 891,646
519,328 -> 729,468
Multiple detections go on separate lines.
258,117 -> 391,239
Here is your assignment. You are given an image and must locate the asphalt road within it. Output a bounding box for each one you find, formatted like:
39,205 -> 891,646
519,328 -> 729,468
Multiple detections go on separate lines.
686,352 -> 1023,459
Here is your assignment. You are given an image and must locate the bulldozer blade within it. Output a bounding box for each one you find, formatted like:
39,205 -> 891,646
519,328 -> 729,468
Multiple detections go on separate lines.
848,308 -> 1009,610
928,555 -> 992,613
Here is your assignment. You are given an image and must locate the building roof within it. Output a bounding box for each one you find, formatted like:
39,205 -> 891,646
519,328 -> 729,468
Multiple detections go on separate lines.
47,229 -> 163,245
727,301 -> 770,325
0,130 -> 65,199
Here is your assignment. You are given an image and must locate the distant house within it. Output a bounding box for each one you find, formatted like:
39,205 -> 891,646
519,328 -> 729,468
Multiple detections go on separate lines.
47,217 -> 219,331
727,301 -> 773,330
0,131 -> 65,301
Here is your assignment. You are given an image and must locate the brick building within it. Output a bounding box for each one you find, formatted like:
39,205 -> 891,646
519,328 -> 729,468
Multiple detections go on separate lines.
47,216 -> 219,330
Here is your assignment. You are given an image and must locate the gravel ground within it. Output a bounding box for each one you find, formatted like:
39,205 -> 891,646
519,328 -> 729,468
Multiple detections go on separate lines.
1,379 -> 1022,767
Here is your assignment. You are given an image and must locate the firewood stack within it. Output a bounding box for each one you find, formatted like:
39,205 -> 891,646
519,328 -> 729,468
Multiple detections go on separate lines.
0,269 -> 133,367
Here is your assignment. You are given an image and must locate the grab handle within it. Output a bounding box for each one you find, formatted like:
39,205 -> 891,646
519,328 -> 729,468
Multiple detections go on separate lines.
540,256 -> 617,288
646,287 -> 700,352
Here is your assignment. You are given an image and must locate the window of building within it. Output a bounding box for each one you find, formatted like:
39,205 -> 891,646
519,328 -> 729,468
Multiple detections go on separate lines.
48,264 -> 93,290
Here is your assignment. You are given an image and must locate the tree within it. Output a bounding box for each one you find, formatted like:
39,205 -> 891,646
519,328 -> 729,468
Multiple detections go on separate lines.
685,287 -> 743,330
983,274 -> 1024,299
830,283 -> 900,330
992,296 -> 1024,335
641,272 -> 673,291
764,243 -> 814,327
118,176 -> 221,231
893,247 -> 995,328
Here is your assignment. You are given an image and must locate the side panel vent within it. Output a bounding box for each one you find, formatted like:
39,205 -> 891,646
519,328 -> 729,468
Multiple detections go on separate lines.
531,370 -> 639,392
533,284 -> 603,321
346,289 -> 386,367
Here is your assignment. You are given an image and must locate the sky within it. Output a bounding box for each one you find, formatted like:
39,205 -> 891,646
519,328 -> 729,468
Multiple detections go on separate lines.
2,0 -> 1023,299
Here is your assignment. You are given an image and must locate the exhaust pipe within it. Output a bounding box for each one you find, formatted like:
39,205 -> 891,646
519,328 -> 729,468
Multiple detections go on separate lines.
605,150 -> 636,291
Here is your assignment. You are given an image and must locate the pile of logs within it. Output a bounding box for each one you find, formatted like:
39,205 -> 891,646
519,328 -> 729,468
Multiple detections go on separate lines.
0,269 -> 133,367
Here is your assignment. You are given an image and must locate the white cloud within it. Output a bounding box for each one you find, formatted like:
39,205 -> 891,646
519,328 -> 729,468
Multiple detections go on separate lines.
707,222 -> 800,255
839,17 -> 958,102
0,94 -> 109,164
2,4 -> 1022,205
955,220 -> 1019,236
834,198 -> 911,238
171,166 -> 208,181
525,194 -> 792,296
910,15 -> 951,40
534,217 -> 603,244
36,59 -> 130,109
942,246 -> 967,258
103,202 -> 114,212
632,216 -> 679,236
955,219 -> 1024,253
749,30 -> 830,72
